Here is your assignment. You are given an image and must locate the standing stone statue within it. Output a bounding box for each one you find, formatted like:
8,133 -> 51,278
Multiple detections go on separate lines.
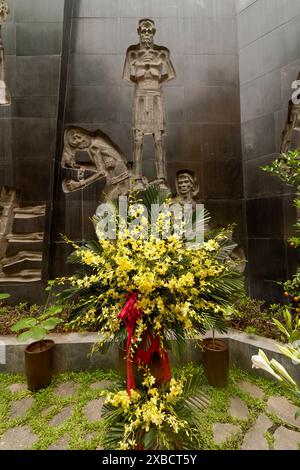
0,0 -> 11,106
123,18 -> 176,190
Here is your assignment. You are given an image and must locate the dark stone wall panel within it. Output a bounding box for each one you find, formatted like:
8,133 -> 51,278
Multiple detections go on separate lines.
240,70 -> 281,123
52,200 -> 84,242
75,0 -> 120,18
184,54 -> 239,87
0,120 -> 13,159
0,160 -> 52,202
50,242 -> 77,278
244,154 -> 287,199
246,277 -> 285,304
246,239 -> 287,281
283,194 -> 298,239
15,56 -> 61,97
178,0 -> 236,18
71,18 -> 119,55
66,86 -> 120,123
203,160 -> 243,199
246,197 -> 284,239
16,23 -> 63,56
1,23 -> 16,55
12,97 -> 58,118
14,0 -> 64,22
182,18 -> 237,55
185,86 -> 240,124
183,123 -> 242,161
70,54 -> 123,87
1,283 -> 48,305
10,118 -> 57,161
241,115 -> 276,161
205,199 -> 245,240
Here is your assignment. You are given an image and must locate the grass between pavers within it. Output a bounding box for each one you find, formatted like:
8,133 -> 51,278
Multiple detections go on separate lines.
0,365 -> 298,450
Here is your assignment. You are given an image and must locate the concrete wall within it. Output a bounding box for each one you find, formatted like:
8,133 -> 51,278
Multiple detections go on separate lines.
237,0 -> 300,302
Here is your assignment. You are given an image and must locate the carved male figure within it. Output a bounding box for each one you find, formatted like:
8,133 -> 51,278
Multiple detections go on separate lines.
174,169 -> 199,207
123,18 -> 176,190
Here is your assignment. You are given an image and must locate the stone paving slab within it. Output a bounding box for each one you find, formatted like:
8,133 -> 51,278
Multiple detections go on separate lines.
0,426 -> 38,450
267,396 -> 300,428
9,397 -> 34,420
273,426 -> 300,450
83,398 -> 105,422
49,405 -> 73,427
229,397 -> 249,420
9,383 -> 27,393
53,381 -> 80,398
48,435 -> 70,451
237,381 -> 264,399
213,423 -> 241,444
90,380 -> 112,390
241,414 -> 273,450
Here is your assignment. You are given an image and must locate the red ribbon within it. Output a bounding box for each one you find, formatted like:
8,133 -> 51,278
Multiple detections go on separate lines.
118,292 -> 142,394
118,292 -> 171,395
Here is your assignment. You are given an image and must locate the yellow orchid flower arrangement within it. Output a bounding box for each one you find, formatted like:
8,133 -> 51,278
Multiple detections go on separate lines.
100,364 -> 210,450
54,188 -> 244,354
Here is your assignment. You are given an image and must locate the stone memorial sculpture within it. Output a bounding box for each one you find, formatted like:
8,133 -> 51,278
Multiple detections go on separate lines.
0,0 -> 11,106
0,187 -> 46,283
280,71 -> 300,153
173,169 -> 200,207
123,18 -> 176,190
61,127 -> 132,199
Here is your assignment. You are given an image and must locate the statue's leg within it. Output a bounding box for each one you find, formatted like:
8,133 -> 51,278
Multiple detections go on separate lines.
133,129 -> 145,189
154,131 -> 168,188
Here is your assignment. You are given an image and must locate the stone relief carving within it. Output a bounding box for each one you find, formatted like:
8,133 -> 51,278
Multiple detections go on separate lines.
280,71 -> 300,153
123,18 -> 176,190
0,0 -> 10,106
173,169 -> 200,207
0,187 -> 18,259
61,126 -> 133,199
0,188 -> 45,283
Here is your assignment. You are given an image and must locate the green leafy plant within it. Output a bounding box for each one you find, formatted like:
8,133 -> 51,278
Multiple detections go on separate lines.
245,325 -> 257,337
272,307 -> 300,344
230,296 -> 283,340
262,150 -> 300,190
11,304 -> 63,349
0,293 -> 10,301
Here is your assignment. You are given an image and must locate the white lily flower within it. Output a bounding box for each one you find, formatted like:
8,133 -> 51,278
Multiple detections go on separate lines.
270,359 -> 297,387
251,350 -> 282,381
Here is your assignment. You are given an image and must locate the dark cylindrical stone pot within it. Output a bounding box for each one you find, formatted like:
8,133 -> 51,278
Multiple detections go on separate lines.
202,338 -> 229,388
25,340 -> 54,392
